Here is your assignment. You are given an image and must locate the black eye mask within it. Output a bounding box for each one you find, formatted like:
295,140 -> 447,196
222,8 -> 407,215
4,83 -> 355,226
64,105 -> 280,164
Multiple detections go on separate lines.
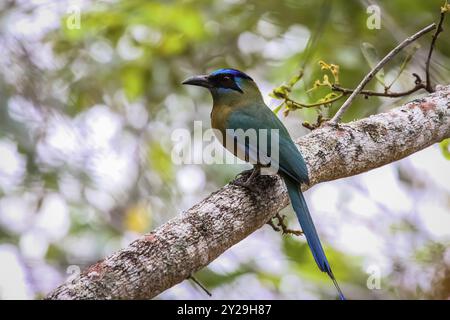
209,74 -> 244,93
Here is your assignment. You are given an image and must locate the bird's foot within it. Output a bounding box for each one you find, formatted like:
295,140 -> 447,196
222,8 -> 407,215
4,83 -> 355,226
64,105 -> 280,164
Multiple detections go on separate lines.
266,219 -> 281,232
234,168 -> 254,180
231,166 -> 260,192
267,213 -> 303,236
231,179 -> 258,192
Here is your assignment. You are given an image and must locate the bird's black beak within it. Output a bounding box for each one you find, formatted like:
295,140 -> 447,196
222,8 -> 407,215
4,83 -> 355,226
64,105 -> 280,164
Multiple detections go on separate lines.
182,75 -> 212,88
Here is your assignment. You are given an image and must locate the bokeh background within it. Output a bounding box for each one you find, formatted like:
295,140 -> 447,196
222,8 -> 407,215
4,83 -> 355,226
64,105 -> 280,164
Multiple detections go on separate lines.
0,0 -> 449,299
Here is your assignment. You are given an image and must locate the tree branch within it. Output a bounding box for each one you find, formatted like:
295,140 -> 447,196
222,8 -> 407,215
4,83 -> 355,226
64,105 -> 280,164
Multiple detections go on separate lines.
47,86 -> 450,300
330,23 -> 436,124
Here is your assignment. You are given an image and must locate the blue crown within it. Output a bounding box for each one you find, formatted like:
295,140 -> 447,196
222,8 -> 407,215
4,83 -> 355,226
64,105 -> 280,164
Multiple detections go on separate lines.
210,68 -> 253,80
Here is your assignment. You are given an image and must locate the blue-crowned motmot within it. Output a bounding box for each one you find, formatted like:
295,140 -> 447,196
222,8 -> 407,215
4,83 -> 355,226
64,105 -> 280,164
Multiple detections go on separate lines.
183,68 -> 345,300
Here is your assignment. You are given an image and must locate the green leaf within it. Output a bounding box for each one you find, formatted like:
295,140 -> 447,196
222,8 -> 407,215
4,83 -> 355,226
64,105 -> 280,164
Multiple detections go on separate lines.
361,42 -> 385,86
272,103 -> 285,114
270,85 -> 290,99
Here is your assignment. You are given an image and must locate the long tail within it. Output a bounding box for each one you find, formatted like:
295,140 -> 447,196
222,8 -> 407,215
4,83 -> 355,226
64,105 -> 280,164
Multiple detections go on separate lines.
284,176 -> 346,300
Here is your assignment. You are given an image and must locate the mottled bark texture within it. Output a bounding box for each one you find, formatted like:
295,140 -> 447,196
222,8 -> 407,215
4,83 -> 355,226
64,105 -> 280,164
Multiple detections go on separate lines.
48,85 -> 450,300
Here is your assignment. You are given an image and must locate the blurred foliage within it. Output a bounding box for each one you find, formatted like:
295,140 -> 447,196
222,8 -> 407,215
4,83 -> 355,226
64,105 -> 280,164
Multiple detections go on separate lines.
440,138 -> 450,160
125,202 -> 151,233
0,0 -> 449,300
195,266 -> 253,289
282,236 -> 362,284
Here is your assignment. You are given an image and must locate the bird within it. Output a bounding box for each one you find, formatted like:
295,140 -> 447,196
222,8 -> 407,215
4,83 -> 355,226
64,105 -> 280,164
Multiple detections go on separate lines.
182,68 -> 345,300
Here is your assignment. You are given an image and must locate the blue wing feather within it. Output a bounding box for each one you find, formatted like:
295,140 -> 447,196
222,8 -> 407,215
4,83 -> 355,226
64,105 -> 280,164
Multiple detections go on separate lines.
226,106 -> 309,183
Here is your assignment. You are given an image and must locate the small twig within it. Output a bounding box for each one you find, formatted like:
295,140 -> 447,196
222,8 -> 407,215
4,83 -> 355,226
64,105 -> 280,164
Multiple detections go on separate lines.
425,5 -> 447,92
302,114 -> 329,131
332,82 -> 426,98
329,23 -> 436,124
285,94 -> 344,110
188,275 -> 212,297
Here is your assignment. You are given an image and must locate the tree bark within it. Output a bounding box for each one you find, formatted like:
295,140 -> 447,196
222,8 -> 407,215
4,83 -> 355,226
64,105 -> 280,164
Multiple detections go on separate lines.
47,85 -> 450,300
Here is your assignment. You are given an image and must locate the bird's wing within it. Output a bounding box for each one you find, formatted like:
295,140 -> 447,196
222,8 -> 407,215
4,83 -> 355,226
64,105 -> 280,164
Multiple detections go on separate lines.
227,104 -> 344,299
226,105 -> 309,184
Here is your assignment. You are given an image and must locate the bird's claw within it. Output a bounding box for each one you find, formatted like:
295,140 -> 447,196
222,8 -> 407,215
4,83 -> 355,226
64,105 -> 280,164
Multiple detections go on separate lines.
234,168 -> 254,180
231,179 -> 258,192
231,166 -> 260,192
267,213 -> 303,236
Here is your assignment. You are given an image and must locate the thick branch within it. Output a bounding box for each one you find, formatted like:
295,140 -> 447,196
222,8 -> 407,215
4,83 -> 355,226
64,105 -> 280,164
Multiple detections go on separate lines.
47,86 -> 450,300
